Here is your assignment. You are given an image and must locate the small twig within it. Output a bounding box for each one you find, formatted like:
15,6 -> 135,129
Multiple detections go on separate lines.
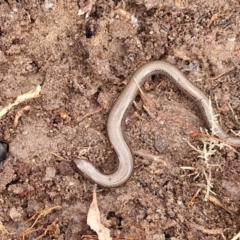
188,222 -> 226,240
30,206 -> 61,230
14,106 -> 31,127
187,188 -> 201,206
142,104 -> 155,118
78,107 -> 104,123
202,189 -> 233,215
21,228 -> 41,240
35,218 -> 59,240
50,152 -> 71,162
21,206 -> 62,239
133,149 -> 167,166
208,66 -> 235,80
133,78 -> 156,118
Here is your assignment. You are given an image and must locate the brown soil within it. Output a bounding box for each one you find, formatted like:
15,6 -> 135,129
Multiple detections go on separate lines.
0,0 -> 240,239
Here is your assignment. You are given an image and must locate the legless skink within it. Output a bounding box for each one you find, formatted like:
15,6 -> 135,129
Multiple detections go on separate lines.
74,61 -> 240,187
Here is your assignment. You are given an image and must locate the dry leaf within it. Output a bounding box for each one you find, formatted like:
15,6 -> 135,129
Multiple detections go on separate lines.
0,85 -> 41,120
87,185 -> 112,240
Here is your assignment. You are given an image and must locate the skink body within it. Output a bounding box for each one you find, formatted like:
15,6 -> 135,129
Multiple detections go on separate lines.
74,61 -> 240,187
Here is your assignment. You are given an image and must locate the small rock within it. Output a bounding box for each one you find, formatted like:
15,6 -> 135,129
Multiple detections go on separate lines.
43,167 -> 56,181
57,162 -> 74,176
154,138 -> 170,154
9,206 -> 23,222
0,165 -> 17,193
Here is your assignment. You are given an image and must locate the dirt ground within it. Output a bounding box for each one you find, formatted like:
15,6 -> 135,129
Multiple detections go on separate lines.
0,0 -> 240,239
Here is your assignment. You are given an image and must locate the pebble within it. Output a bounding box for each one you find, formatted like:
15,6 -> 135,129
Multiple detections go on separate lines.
43,167 -> 56,181
154,138 -> 170,154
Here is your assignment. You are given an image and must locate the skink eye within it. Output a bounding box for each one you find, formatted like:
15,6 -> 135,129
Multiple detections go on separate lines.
0,140 -> 9,162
